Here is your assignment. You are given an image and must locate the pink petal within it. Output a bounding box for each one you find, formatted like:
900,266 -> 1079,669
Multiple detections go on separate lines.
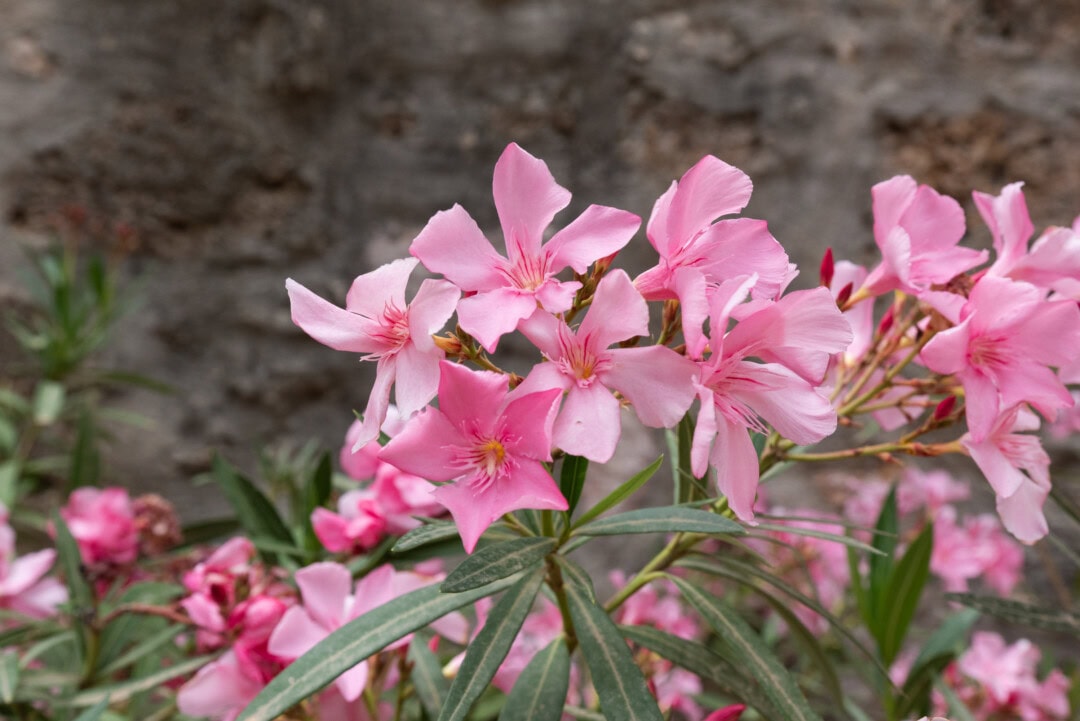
9,577 -> 66,619
693,218 -> 790,300
544,204 -> 641,274
493,143 -> 571,263
634,263 -> 677,302
553,384 -> 622,463
1012,227 -> 1080,287
665,156 -> 753,245
710,417 -> 761,522
501,388 -> 562,461
961,369 -> 1001,444
456,288 -> 539,353
344,258 -> 417,316
967,276 -> 1041,335
963,436 -> 1025,498
920,322 -> 972,377
691,386 -> 718,479
513,360 -> 572,399
646,181 -> 678,256
604,346 -> 698,428
578,270 -> 650,350
379,407 -> 464,483
1,549 -> 55,595
996,478 -> 1050,544
517,310 -> 566,360
311,508 -> 354,553
673,266 -> 711,359
350,356 -> 396,451
177,651 -> 262,719
410,204 -> 505,291
533,279 -> 581,314
871,175 -> 918,247
393,343 -> 441,417
286,279 -> 383,354
267,606 -> 329,660
976,183 -> 1032,271
1010,297 -> 1080,368
902,184 -> 965,253
732,363 -> 837,444
295,562 -> 352,629
436,361 -> 508,436
180,593 -> 226,632
333,661 -> 371,703
407,279 -> 460,353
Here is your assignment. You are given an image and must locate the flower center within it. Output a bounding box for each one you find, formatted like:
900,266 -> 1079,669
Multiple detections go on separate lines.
968,334 -> 1008,373
501,254 -> 550,292
368,302 -> 411,356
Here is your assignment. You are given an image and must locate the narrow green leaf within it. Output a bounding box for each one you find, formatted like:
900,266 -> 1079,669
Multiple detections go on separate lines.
564,706 -> 607,721
438,568 -> 545,721
668,413 -> 706,505
751,524 -> 887,556
945,593 -> 1080,634
560,455 -> 589,519
31,381 -> 65,426
847,542 -> 871,629
0,459 -> 20,508
620,625 -> 781,719
552,556 -> 596,602
868,486 -> 899,624
302,453 -> 333,552
896,610 -> 978,720
393,521 -> 460,553
501,638 -> 571,721
877,521 -> 933,665
52,514 -> 92,611
211,455 -> 294,557
575,507 -> 744,537
0,650 -> 19,703
97,624 -> 183,677
20,630 -> 77,669
669,576 -> 822,721
71,698 -> 110,721
564,568 -> 663,721
179,517 -> 242,547
236,574 -> 519,721
97,582 -> 183,669
407,636 -> 448,719
571,455 -> 664,530
69,409 -> 100,488
441,538 -> 555,593
61,654 -> 214,707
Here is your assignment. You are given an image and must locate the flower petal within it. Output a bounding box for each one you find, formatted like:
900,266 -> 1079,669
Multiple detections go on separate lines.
456,288 -> 539,353
344,258 -> 417,317
493,143 -> 571,264
578,270 -> 650,349
666,156 -> 754,245
407,279 -> 460,353
393,343 -> 441,417
436,361 -> 508,436
553,384 -> 622,463
544,204 -> 641,274
710,418 -> 761,522
379,407 -> 464,483
268,606 -> 329,660
286,279 -> 383,354
501,388 -> 561,461
410,204 -> 505,291
604,346 -> 698,428
295,562 -> 353,630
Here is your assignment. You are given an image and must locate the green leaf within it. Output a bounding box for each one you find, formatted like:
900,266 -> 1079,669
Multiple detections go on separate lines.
619,625 -> 780,718
574,506 -> 744,537
438,568 -> 545,721
0,460 -> 20,508
847,542 -> 871,629
407,636 -> 448,719
71,698 -> 110,721
552,556 -> 596,602
393,521 -> 460,553
868,486 -> 899,624
52,514 -> 92,611
896,610 -> 979,721
876,521 -> 933,665
944,593 -> 1080,634
751,524 -> 887,556
441,538 -> 555,593
0,650 -> 19,703
97,582 -> 184,670
31,381 -> 65,426
501,639 -> 571,721
180,517 -> 242,547
61,654 -> 215,707
211,455 -> 294,558
669,576 -> 822,721
560,455 -> 589,519
571,455 -> 664,530
302,453 -> 333,552
69,409 -> 101,488
97,623 -> 183,677
236,574 -> 520,721
564,567 -> 663,721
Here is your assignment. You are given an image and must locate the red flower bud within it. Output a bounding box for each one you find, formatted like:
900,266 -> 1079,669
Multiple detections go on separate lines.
820,247 -> 834,288
835,281 -> 854,308
933,395 -> 957,421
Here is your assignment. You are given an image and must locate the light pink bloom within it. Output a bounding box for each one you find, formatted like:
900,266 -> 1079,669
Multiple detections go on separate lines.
898,467 -> 970,516
58,487 -> 139,565
921,275 -> 1080,443
311,495 -> 387,554
962,407 -> 1052,543
183,537 -> 256,601
177,647 -> 274,721
977,182 -> 1080,289
634,155 -> 791,358
515,270 -> 697,462
929,506 -> 1023,595
410,142 -> 640,353
1050,391 -> 1080,439
380,361 -> 567,552
952,632 -> 1071,721
833,260 -> 873,364
611,572 -> 700,642
287,257 -> 460,450
692,288 -> 852,520
860,175 -> 986,297
0,504 -> 66,618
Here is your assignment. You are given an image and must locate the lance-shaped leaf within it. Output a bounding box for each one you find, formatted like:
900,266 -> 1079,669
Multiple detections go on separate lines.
895,609 -> 979,720
0,650 -> 18,703
501,638 -> 571,721
392,521 -> 461,553
669,576 -> 822,721
408,636 -> 448,719
211,455 -> 293,557
72,699 -> 110,721
944,593 -> 1080,634
236,575 -> 519,721
574,507 -> 744,537
438,568 -> 545,721
751,523 -> 886,556
571,455 -> 664,530
620,625 -> 781,719
301,452 -> 333,552
442,538 -> 556,593
668,412 -> 708,505
876,522 -> 933,666
60,654 -> 215,707
564,568 -> 663,721
868,486 -> 899,623
560,455 -> 589,519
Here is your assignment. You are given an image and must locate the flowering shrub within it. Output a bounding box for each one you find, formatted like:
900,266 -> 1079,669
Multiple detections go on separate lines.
1,144 -> 1079,721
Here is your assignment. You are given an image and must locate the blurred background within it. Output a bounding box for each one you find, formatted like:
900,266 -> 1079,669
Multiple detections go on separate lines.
2,0 -> 1080,524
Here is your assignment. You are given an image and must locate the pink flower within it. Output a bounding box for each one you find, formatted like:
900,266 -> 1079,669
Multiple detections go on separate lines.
287,257 -> 460,450
692,288 -> 851,520
0,504 -> 66,618
177,647 -> 275,721
832,260 -> 873,364
311,494 -> 387,554
962,407 -> 1052,543
58,487 -> 139,565
929,506 -> 1023,595
514,269 -> 698,462
410,142 -> 640,353
634,155 -> 791,358
898,468 -> 970,517
183,537 -> 256,601
921,275 -> 1080,443
951,632 -> 1071,721
379,361 -> 567,552
860,175 -> 986,297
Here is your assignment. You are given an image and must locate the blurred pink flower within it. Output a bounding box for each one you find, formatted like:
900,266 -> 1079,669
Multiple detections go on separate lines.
410,142 -> 640,353
287,257 -> 460,451
0,504 -> 66,618
929,506 -> 1023,595
380,362 -> 566,553
58,487 -> 139,565
515,269 -> 697,462
177,646 -> 276,721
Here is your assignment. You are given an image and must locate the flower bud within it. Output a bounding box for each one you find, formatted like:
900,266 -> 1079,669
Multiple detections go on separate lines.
820,247 -> 834,288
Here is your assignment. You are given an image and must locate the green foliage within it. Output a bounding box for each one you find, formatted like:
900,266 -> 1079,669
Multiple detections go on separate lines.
559,454 -> 589,520
573,506 -> 744,537
570,455 -> 663,530
441,538 -> 556,593
500,639 -> 571,721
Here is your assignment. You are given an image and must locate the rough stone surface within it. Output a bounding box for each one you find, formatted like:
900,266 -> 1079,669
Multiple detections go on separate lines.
1,0 -> 1079,581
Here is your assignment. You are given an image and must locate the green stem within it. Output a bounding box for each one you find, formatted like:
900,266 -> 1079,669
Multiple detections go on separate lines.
546,558 -> 579,653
